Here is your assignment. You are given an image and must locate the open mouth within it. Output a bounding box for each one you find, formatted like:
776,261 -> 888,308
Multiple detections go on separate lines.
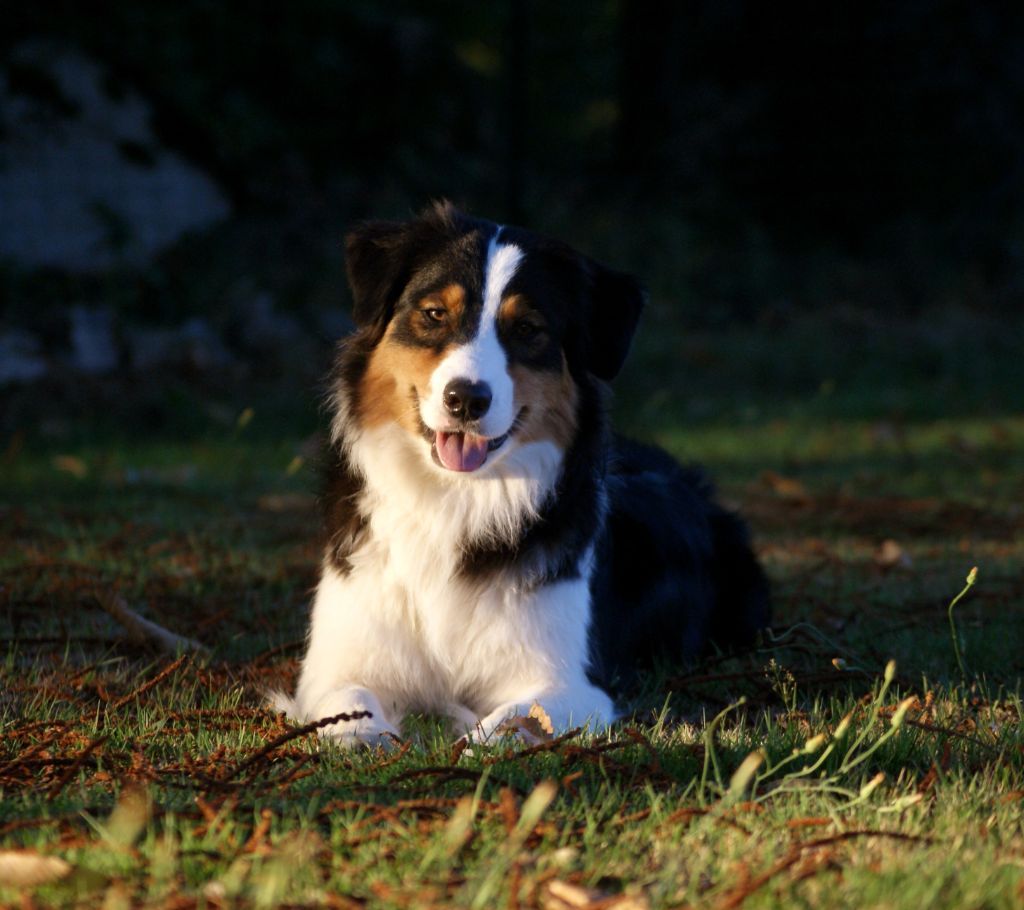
417,405 -> 527,473
430,430 -> 509,472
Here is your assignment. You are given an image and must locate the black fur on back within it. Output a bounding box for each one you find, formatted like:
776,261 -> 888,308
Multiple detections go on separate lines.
586,437 -> 770,695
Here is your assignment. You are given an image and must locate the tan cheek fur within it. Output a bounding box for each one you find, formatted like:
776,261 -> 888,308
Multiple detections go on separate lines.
499,295 -> 578,451
358,284 -> 467,434
511,355 -> 578,450
359,328 -> 445,434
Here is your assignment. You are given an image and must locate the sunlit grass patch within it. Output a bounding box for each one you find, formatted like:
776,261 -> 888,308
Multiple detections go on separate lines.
1,657 -> 1021,907
3,314 -> 1024,906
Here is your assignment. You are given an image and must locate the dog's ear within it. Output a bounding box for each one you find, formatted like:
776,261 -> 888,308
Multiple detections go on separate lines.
344,220 -> 419,329
583,260 -> 647,381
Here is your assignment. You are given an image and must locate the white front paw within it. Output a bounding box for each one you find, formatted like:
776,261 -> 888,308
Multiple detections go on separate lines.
300,686 -> 401,749
473,686 -> 616,743
320,715 -> 401,749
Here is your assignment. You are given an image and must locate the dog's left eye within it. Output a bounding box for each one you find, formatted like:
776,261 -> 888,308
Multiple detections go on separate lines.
421,307 -> 447,324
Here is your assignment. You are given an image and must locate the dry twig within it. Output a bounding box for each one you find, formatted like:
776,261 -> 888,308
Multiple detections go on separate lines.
94,593 -> 209,655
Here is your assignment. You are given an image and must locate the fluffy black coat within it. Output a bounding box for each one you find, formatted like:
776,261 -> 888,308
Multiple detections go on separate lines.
589,437 -> 769,693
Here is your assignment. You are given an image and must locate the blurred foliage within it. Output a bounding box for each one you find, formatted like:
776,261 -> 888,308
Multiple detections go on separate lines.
3,1 -> 1024,323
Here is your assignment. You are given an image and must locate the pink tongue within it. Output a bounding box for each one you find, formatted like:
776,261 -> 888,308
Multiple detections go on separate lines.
436,431 -> 489,472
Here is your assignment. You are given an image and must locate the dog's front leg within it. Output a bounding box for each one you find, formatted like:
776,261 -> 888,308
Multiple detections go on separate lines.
290,565 -> 404,748
464,574 -> 617,742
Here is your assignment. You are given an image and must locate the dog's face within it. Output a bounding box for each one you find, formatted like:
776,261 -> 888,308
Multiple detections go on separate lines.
344,203 -> 645,475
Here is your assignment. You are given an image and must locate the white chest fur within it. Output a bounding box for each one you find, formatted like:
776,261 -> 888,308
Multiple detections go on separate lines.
286,425 -> 616,744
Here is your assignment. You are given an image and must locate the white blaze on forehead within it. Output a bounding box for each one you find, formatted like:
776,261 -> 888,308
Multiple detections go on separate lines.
421,230 -> 524,440
481,233 -> 524,323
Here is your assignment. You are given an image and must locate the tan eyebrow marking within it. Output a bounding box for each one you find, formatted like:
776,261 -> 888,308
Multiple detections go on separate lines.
498,293 -> 545,326
422,283 -> 466,319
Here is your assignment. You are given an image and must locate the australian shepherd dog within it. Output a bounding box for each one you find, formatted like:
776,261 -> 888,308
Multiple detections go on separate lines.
276,203 -> 769,745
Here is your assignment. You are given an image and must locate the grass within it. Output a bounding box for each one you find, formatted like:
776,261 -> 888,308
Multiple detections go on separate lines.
2,310 -> 1023,908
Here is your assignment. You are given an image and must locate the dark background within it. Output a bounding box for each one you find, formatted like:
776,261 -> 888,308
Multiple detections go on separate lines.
2,1 -> 1023,434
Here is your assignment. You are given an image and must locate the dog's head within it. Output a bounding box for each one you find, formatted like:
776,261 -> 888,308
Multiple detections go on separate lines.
343,202 -> 645,475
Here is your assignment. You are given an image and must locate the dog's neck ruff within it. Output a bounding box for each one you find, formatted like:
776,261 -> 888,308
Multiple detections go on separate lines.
344,415 -> 565,583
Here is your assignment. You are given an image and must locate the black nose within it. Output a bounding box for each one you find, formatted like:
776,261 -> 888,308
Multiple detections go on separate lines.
443,379 -> 492,421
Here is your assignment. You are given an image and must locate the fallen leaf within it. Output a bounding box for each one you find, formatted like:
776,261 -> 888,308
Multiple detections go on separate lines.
543,880 -> 598,909
875,539 -> 912,569
496,704 -> 555,745
528,701 -> 555,736
498,786 -> 519,832
759,470 -> 810,501
257,493 -> 317,513
0,850 -> 73,886
52,454 -> 88,478
450,736 -> 469,763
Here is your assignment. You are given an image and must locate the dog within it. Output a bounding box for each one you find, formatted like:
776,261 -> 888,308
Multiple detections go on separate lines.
276,202 -> 769,745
